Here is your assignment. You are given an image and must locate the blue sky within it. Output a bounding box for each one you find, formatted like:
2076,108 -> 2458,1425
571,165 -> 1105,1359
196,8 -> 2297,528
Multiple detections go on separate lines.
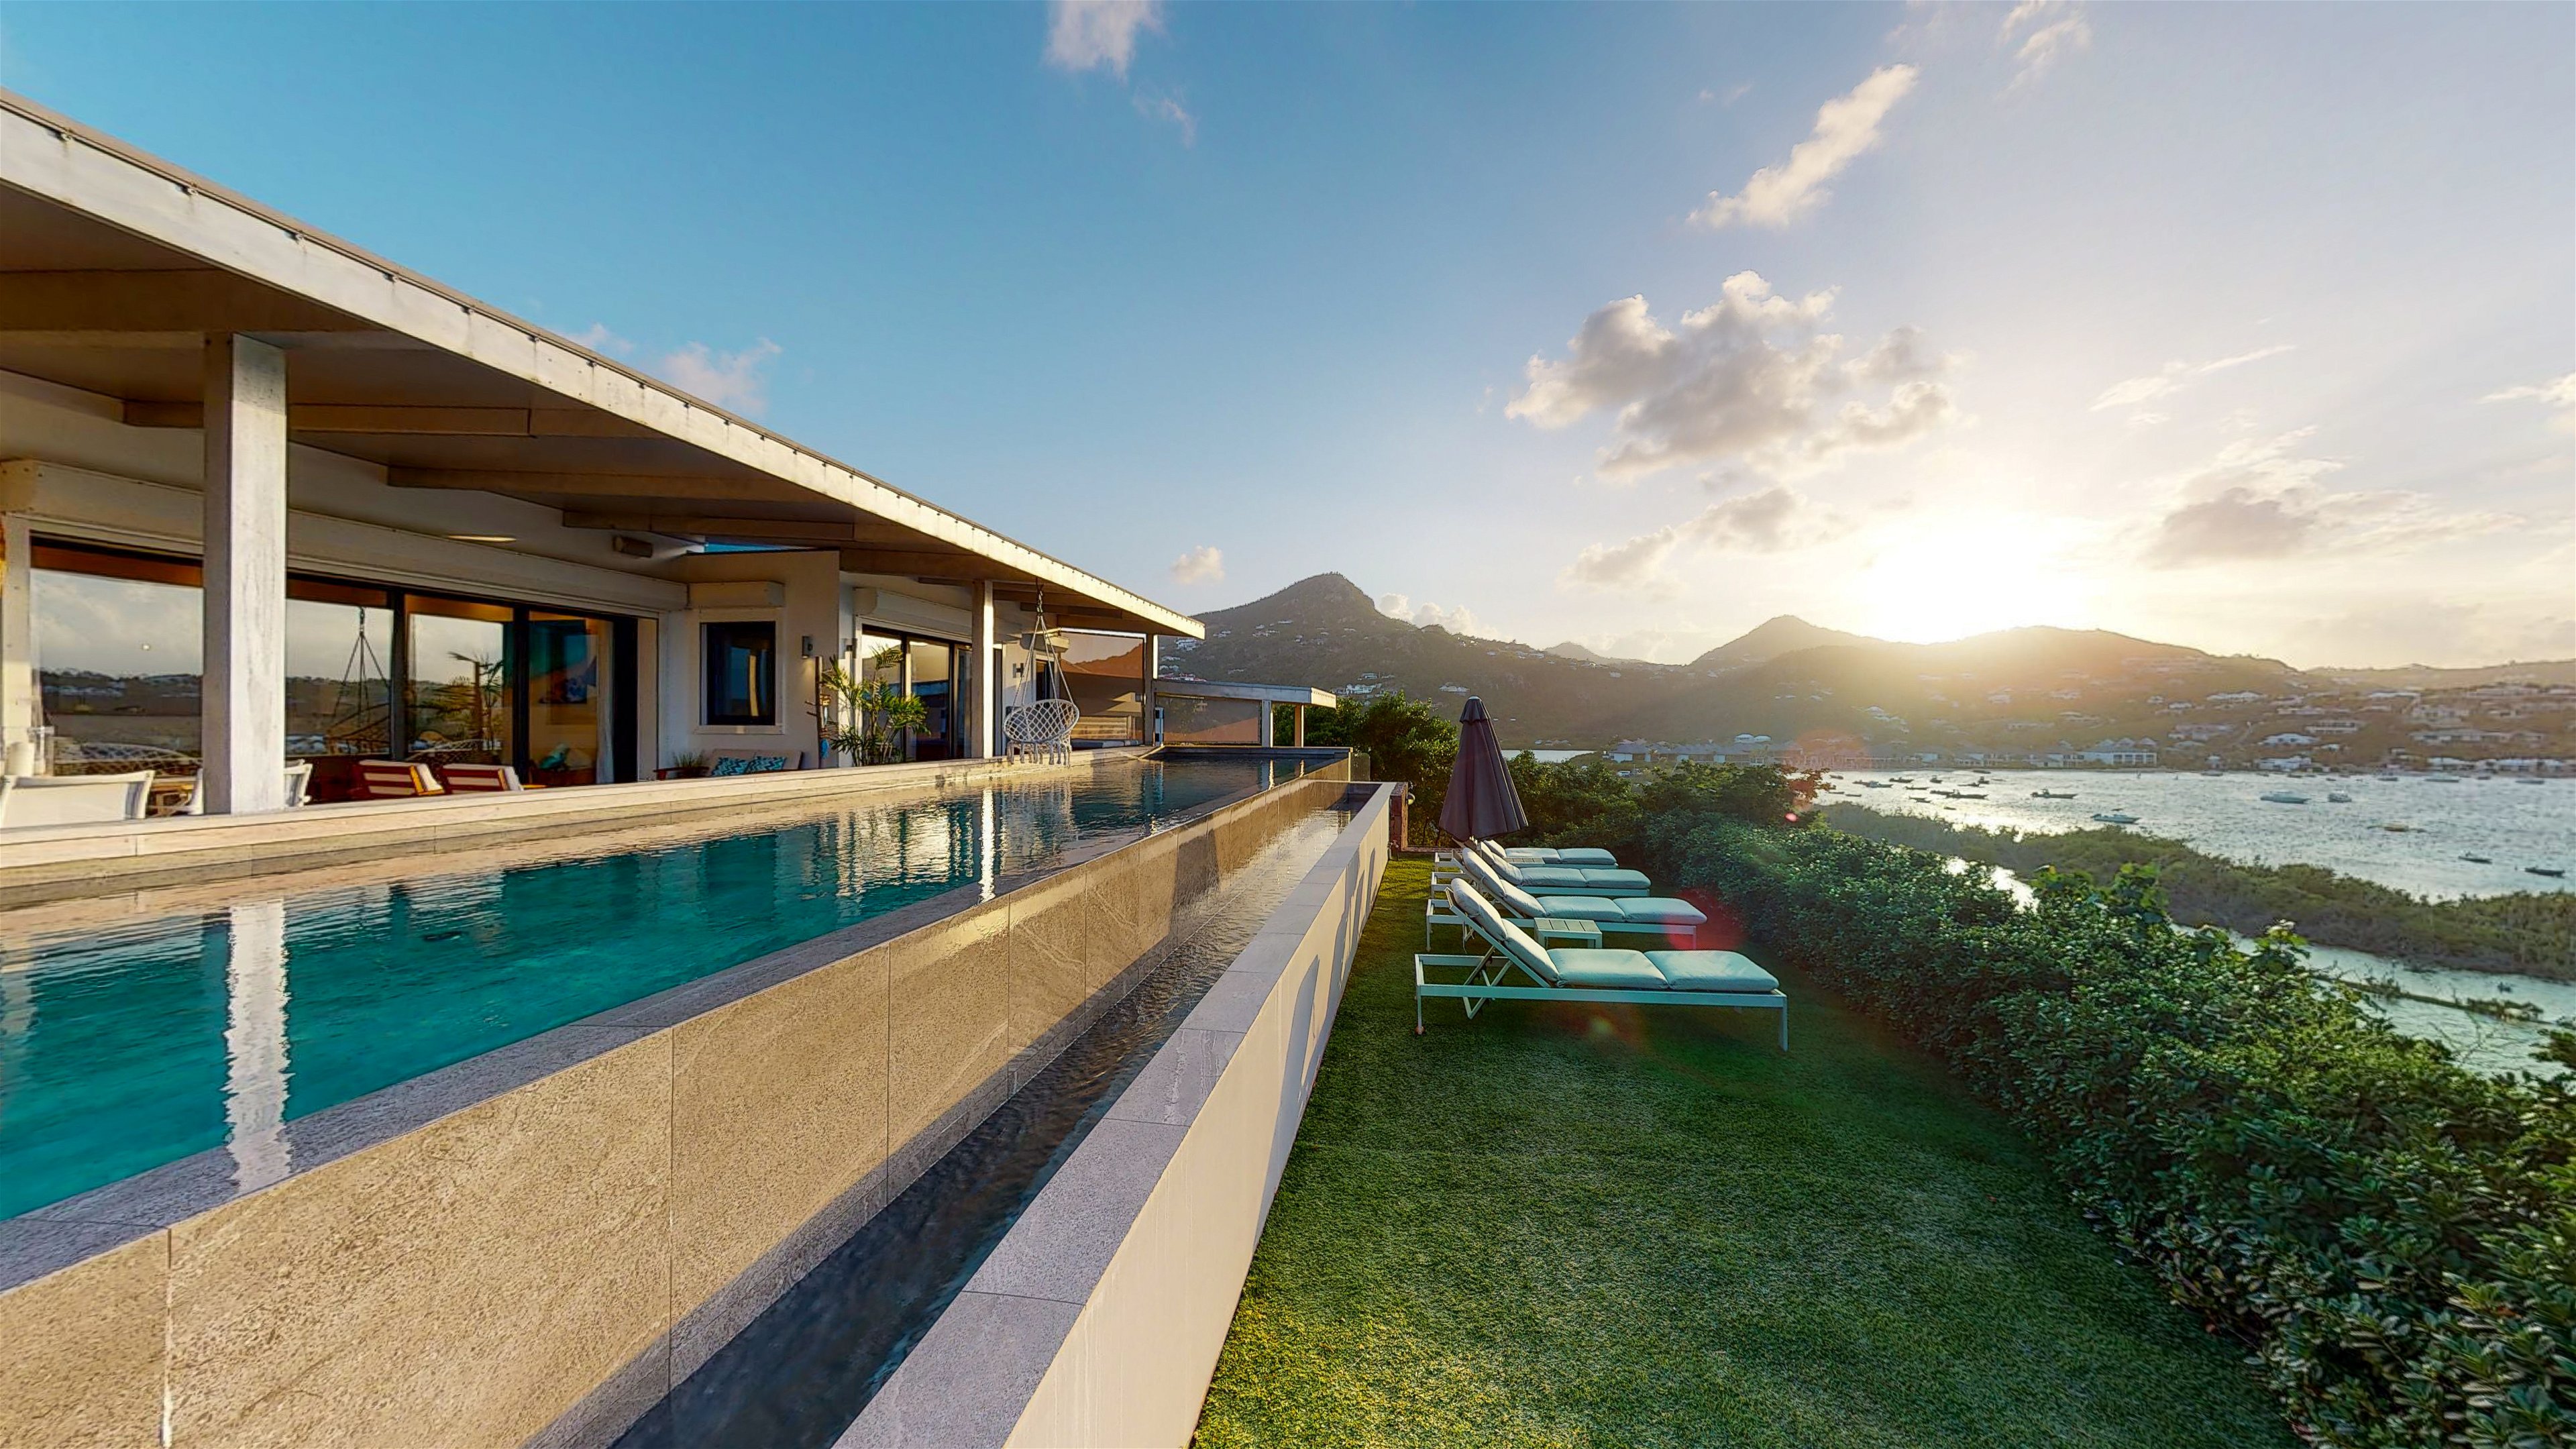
4,2 -> 2570,667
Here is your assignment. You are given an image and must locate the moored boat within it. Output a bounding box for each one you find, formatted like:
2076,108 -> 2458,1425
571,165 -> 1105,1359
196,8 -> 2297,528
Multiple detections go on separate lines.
2259,791 -> 2310,804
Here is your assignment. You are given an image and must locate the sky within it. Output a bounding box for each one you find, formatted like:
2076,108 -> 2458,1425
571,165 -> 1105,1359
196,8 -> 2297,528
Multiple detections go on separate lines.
3,1 -> 2571,669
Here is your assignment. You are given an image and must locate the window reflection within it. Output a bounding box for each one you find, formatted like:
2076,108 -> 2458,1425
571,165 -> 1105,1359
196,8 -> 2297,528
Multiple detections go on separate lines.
408,597 -> 513,765
527,613 -> 609,784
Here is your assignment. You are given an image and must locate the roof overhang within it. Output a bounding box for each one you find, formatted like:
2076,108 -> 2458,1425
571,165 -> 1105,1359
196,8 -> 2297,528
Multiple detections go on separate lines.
1155,679 -> 1337,708
0,91 -> 1201,638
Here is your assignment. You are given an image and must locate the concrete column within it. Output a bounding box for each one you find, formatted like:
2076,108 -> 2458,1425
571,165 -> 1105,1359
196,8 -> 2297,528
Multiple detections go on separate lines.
1142,634 -> 1159,746
0,510 -> 33,767
1258,700 -> 1275,748
969,580 -> 996,758
1293,704 -> 1306,747
203,334 -> 290,814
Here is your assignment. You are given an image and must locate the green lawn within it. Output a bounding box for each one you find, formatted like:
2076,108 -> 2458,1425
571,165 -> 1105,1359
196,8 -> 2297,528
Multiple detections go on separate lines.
1195,857 -> 2292,1448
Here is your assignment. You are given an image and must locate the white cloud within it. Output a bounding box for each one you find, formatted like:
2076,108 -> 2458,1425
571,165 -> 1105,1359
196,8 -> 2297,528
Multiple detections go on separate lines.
1168,545 -> 1224,584
1132,91 -> 1196,145
1693,64 -> 1916,229
2141,429 -> 2518,568
2091,344 -> 2295,416
2483,373 -> 2576,407
1999,1 -> 2092,88
1562,485 -> 1852,594
1045,0 -> 1163,78
1376,593 -> 1482,636
657,339 -> 783,415
1507,273 -> 1958,481
568,323 -> 635,358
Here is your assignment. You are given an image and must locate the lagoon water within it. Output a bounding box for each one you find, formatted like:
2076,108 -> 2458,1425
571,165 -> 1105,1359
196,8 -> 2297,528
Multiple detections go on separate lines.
1960,859 -> 2567,1077
1825,771 -> 2573,901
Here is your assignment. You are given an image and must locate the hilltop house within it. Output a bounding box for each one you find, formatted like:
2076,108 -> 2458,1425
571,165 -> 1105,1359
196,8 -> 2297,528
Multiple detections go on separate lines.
0,93 -> 1213,808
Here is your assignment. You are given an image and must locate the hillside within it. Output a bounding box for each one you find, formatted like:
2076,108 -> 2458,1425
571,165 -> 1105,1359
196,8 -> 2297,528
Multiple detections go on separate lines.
1163,573 -> 2575,764
1689,615 -> 1877,668
2315,660 -> 2576,690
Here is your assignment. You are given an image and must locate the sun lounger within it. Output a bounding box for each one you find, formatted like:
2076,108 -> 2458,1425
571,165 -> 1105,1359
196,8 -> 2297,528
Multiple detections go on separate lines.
1426,849 -> 1705,949
1414,879 -> 1786,1047
439,762 -> 535,792
1472,838 -> 1652,896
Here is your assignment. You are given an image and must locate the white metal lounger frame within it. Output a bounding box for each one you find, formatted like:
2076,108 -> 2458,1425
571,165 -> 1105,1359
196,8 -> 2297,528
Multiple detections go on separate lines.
1414,908 -> 1787,1051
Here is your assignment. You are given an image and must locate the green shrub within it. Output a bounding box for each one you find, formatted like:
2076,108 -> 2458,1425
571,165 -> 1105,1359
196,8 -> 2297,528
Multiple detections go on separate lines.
1822,804 -> 2576,980
1636,812 -> 2575,1448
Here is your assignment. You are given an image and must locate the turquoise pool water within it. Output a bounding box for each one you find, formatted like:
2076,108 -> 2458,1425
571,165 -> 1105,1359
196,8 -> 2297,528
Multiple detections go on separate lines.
0,757 -> 1314,1220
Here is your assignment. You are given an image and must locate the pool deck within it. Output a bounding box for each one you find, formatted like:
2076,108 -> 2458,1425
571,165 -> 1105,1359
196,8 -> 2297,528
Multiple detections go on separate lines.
0,757 -> 1363,1448
0,747 -> 1159,910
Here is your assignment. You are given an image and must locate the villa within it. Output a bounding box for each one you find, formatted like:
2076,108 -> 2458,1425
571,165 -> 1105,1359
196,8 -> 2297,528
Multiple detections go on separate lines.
0,92 -> 1380,1449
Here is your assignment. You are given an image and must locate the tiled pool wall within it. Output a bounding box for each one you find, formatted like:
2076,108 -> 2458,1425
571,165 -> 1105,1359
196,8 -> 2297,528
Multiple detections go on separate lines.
0,761 -> 1350,1449
845,781 -> 1393,1448
0,745 -> 1166,910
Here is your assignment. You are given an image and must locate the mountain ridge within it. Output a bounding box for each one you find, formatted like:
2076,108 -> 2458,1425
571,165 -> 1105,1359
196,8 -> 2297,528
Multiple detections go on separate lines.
1166,572 -> 2573,755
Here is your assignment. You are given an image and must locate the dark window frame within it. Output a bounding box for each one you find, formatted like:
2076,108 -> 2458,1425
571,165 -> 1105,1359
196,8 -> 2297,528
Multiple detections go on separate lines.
32,536 -> 639,782
702,619 -> 780,727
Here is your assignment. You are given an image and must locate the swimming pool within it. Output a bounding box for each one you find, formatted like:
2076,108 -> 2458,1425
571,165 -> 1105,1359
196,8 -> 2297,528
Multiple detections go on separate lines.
0,756 -> 1314,1220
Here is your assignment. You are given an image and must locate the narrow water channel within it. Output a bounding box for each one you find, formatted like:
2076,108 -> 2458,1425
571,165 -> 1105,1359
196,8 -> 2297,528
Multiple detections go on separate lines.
612,804 -> 1360,1448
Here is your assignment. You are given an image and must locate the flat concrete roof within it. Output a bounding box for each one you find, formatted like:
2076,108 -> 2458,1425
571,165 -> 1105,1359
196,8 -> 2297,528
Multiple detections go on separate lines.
1153,678 -> 1337,708
0,90 -> 1199,637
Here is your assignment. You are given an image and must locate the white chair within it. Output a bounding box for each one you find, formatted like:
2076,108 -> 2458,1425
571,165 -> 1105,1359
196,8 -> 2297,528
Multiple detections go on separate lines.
0,771 -> 155,828
176,762 -> 315,814
1004,699 -> 1080,765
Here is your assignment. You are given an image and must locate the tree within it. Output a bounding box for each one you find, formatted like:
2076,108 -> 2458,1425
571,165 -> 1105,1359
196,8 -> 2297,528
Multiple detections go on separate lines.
1309,692 -> 1458,844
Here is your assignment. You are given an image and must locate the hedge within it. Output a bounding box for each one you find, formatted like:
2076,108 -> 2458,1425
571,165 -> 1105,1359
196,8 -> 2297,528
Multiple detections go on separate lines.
1611,794 -> 2572,1447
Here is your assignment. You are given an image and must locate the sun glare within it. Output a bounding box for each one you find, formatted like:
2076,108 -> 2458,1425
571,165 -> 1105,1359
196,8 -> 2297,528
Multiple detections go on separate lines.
1844,518 -> 2094,643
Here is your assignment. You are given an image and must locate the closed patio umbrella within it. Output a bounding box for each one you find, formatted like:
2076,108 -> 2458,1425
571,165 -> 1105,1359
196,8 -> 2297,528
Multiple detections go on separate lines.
1439,696 -> 1527,843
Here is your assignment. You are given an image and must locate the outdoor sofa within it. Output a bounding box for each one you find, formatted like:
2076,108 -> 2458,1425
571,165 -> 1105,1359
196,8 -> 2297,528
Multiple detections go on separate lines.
1414,879 -> 1786,1047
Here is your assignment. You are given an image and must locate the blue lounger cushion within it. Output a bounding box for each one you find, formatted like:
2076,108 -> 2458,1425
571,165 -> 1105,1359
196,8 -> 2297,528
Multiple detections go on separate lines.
1576,867 -> 1652,895
1546,949 -> 1672,991
1523,893 -> 1629,920
1511,865 -> 1593,890
1550,847 -> 1621,867
1609,896 -> 1707,926
1646,951 -> 1780,993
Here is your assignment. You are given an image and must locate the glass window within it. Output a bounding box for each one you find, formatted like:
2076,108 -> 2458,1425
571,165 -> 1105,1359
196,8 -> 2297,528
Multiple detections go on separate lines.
1060,631 -> 1146,746
906,639 -> 953,760
703,621 -> 777,727
1161,695 -> 1263,745
527,612 -> 610,784
410,596 -> 514,764
32,543 -> 204,773
286,580 -> 394,764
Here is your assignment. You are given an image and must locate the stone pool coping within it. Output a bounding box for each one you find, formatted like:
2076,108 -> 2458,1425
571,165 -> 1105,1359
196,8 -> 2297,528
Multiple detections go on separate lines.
0,745 -> 1161,909
0,757 -> 1351,1448
839,781 -> 1394,1448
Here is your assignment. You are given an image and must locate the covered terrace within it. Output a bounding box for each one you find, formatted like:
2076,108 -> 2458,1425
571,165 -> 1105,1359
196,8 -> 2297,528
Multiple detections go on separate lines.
0,89 -> 1199,824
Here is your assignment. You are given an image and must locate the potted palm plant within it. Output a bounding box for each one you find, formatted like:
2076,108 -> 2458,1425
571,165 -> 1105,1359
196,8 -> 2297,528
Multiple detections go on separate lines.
818,662 -> 928,765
